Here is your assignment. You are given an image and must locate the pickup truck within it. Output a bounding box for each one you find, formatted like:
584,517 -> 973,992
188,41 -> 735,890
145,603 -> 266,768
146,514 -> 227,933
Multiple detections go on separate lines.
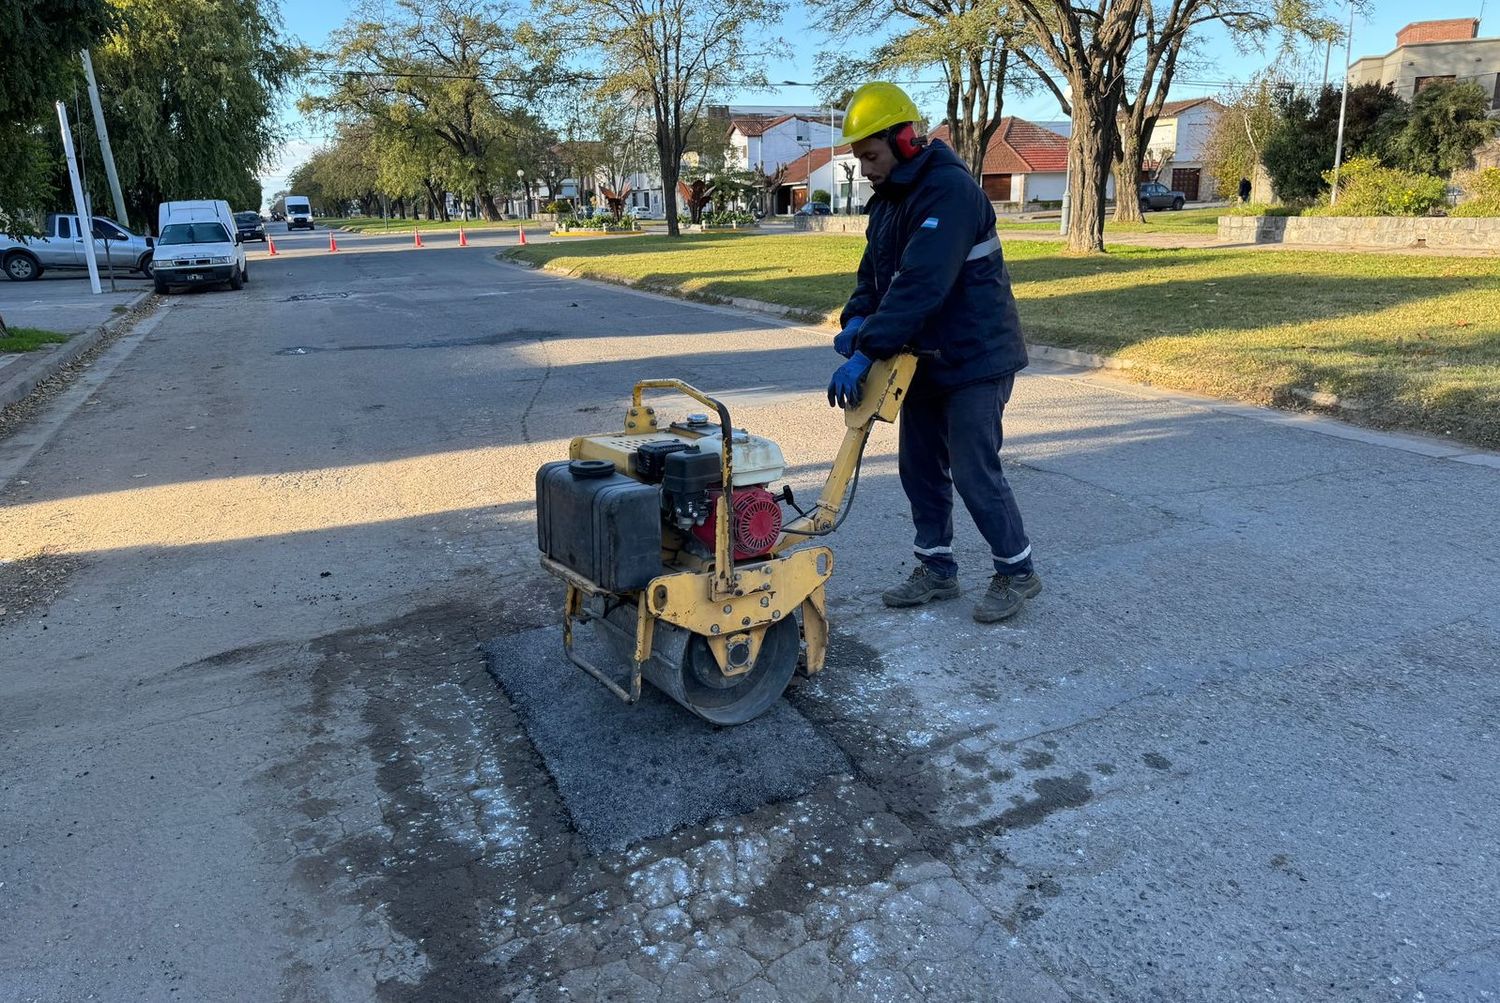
0,214 -> 155,282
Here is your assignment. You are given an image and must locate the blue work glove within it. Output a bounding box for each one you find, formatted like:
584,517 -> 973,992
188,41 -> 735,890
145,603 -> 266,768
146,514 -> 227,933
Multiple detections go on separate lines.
833,316 -> 864,358
827,352 -> 873,409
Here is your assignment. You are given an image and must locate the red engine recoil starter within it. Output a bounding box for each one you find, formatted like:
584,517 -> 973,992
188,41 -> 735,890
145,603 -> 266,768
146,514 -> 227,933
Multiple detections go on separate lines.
692,487 -> 783,560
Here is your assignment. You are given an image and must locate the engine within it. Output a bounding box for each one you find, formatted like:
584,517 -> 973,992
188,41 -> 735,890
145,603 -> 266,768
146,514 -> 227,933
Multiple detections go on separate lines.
633,434 -> 784,561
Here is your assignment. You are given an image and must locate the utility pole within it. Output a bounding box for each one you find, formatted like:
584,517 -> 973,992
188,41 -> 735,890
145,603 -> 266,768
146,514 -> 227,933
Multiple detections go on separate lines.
829,107 -> 837,215
57,101 -> 103,295
1330,2 -> 1355,205
80,50 -> 128,227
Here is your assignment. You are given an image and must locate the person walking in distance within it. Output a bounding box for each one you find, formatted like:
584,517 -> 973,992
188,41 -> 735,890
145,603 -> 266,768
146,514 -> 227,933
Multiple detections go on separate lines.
825,82 -> 1039,623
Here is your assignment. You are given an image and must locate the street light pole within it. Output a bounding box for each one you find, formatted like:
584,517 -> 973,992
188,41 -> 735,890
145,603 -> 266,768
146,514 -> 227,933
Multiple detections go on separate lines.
829,107 -> 837,215
1330,1 -> 1355,206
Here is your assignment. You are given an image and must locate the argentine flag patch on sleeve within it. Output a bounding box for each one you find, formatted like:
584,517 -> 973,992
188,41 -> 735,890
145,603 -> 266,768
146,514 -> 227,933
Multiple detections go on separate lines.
921,217 -> 940,229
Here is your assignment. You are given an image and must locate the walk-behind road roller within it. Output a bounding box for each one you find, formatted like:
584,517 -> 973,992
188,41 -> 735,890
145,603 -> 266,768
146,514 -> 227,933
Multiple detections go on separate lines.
535,354 -> 918,725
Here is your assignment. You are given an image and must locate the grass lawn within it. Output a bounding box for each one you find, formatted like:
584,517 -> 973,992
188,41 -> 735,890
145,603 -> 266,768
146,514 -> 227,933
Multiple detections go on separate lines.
327,216 -> 527,233
507,232 -> 1500,447
0,327 -> 68,353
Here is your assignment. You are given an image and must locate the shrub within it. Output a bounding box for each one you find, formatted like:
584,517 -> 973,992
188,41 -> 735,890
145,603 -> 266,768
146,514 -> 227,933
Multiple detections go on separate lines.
811,189 -> 831,205
543,199 -> 573,214
555,213 -> 638,232
1224,202 -> 1303,218
702,209 -> 756,226
1312,157 -> 1447,217
1450,167 -> 1500,217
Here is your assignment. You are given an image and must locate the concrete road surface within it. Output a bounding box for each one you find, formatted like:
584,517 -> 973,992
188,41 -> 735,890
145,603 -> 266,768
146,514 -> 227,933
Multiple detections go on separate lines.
2,225 -> 1498,1002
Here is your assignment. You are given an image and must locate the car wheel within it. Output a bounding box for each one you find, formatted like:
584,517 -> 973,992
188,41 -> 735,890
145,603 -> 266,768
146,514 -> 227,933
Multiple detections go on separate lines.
1139,201 -> 1151,214
154,278 -> 170,294
137,253 -> 154,277
241,261 -> 249,284
1172,198 -> 1184,211
228,264 -> 244,290
4,252 -> 42,281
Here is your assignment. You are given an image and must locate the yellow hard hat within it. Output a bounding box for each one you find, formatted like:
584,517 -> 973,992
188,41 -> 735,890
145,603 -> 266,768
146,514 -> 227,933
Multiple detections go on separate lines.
838,82 -> 921,146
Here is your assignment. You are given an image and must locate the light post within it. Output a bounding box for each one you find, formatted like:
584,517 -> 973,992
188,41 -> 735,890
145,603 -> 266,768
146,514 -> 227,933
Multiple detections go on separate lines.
516,169 -> 528,218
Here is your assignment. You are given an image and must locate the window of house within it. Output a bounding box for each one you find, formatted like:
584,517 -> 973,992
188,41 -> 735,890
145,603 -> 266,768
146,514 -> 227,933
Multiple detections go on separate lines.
1414,75 -> 1456,94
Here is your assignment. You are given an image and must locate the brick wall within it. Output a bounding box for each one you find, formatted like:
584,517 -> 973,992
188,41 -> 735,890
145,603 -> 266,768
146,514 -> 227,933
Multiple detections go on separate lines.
1396,19 -> 1479,46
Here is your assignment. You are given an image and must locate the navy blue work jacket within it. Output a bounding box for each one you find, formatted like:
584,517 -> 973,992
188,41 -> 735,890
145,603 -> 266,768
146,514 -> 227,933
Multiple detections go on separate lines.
841,140 -> 1028,397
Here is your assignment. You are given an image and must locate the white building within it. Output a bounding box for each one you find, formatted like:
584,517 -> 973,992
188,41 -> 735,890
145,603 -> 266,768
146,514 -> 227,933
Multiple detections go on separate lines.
729,113 -> 842,175
1141,98 -> 1227,201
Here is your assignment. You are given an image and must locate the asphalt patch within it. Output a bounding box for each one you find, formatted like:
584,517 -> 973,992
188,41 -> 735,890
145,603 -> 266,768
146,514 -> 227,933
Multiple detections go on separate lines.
487,626 -> 849,854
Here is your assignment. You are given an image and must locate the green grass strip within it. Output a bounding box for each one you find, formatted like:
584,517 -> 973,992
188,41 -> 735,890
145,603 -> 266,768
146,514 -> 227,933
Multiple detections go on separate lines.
0,327 -> 69,353
507,232 -> 1500,448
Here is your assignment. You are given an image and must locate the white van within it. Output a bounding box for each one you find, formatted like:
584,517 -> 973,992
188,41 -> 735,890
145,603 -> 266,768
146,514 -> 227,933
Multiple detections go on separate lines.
154,199 -> 248,294
284,195 -> 314,230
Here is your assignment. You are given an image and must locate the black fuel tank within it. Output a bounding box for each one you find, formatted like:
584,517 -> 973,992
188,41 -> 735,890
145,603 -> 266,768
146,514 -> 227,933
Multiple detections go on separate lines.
536,460 -> 663,592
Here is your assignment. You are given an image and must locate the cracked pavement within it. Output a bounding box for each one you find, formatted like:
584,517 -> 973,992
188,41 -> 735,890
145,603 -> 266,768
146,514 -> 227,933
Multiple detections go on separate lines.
2,225 -> 1499,1002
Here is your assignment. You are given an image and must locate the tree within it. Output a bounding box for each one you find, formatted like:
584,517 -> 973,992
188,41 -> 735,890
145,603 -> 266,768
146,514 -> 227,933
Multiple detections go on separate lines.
751,163 -> 787,215
1013,0 -> 1146,252
1262,83 -> 1405,203
0,1 -> 118,236
1203,72 -> 1282,200
91,0 -> 302,230
544,0 -> 783,237
1109,1 -> 1337,223
1386,79 -> 1499,177
813,0 -> 1027,182
314,0 -> 548,220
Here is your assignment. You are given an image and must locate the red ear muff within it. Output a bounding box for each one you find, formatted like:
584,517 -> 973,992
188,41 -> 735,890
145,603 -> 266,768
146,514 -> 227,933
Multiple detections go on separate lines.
889,123 -> 923,161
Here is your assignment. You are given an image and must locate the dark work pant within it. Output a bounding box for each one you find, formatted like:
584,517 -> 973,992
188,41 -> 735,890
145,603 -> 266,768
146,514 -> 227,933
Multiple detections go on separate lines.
897,375 -> 1033,578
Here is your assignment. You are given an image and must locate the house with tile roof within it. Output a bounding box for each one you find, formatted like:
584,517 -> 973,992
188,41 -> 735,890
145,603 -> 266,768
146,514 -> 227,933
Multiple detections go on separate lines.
928,118 -> 1079,207
729,113 -> 843,178
1139,98 -> 1227,202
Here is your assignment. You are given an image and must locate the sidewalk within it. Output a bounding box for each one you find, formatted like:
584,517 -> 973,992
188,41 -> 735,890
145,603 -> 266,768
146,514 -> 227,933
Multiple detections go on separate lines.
0,279 -> 153,410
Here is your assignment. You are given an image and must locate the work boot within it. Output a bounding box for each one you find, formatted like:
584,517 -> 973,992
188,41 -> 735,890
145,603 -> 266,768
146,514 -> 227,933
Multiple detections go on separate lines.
973,571 -> 1043,623
881,565 -> 961,608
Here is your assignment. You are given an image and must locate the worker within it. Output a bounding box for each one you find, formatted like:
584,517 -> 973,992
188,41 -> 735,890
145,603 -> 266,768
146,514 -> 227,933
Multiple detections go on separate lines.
826,81 -> 1039,623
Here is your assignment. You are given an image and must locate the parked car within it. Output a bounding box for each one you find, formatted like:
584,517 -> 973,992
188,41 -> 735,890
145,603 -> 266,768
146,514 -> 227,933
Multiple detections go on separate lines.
154,200 -> 247,294
796,202 -> 833,216
0,213 -> 155,281
1139,182 -> 1187,212
234,210 -> 267,242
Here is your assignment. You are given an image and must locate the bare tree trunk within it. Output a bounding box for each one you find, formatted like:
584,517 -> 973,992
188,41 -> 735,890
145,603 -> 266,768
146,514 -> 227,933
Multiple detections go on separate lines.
1113,128 -> 1143,222
660,134 -> 681,237
1067,108 -> 1115,254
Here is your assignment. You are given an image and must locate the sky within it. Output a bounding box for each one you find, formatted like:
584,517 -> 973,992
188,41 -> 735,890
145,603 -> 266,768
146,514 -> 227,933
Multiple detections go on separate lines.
261,0 -> 1493,202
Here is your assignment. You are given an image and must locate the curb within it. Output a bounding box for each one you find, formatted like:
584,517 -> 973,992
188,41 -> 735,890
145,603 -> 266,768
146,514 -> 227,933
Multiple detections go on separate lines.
0,289 -> 154,411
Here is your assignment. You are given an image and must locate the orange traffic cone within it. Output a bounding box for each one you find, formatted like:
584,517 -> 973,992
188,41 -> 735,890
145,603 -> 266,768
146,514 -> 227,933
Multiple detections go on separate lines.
517,226 -> 527,246
458,227 -> 468,247
267,235 -> 278,256
328,232 -> 339,253
414,229 -> 423,248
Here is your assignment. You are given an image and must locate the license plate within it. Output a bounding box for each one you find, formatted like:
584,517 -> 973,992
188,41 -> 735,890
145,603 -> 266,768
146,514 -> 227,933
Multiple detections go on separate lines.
186,273 -> 202,280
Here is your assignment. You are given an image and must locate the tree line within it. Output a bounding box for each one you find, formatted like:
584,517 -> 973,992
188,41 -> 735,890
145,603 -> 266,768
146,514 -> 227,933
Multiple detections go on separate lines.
1,0 -> 302,237
10,0 -> 1456,252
